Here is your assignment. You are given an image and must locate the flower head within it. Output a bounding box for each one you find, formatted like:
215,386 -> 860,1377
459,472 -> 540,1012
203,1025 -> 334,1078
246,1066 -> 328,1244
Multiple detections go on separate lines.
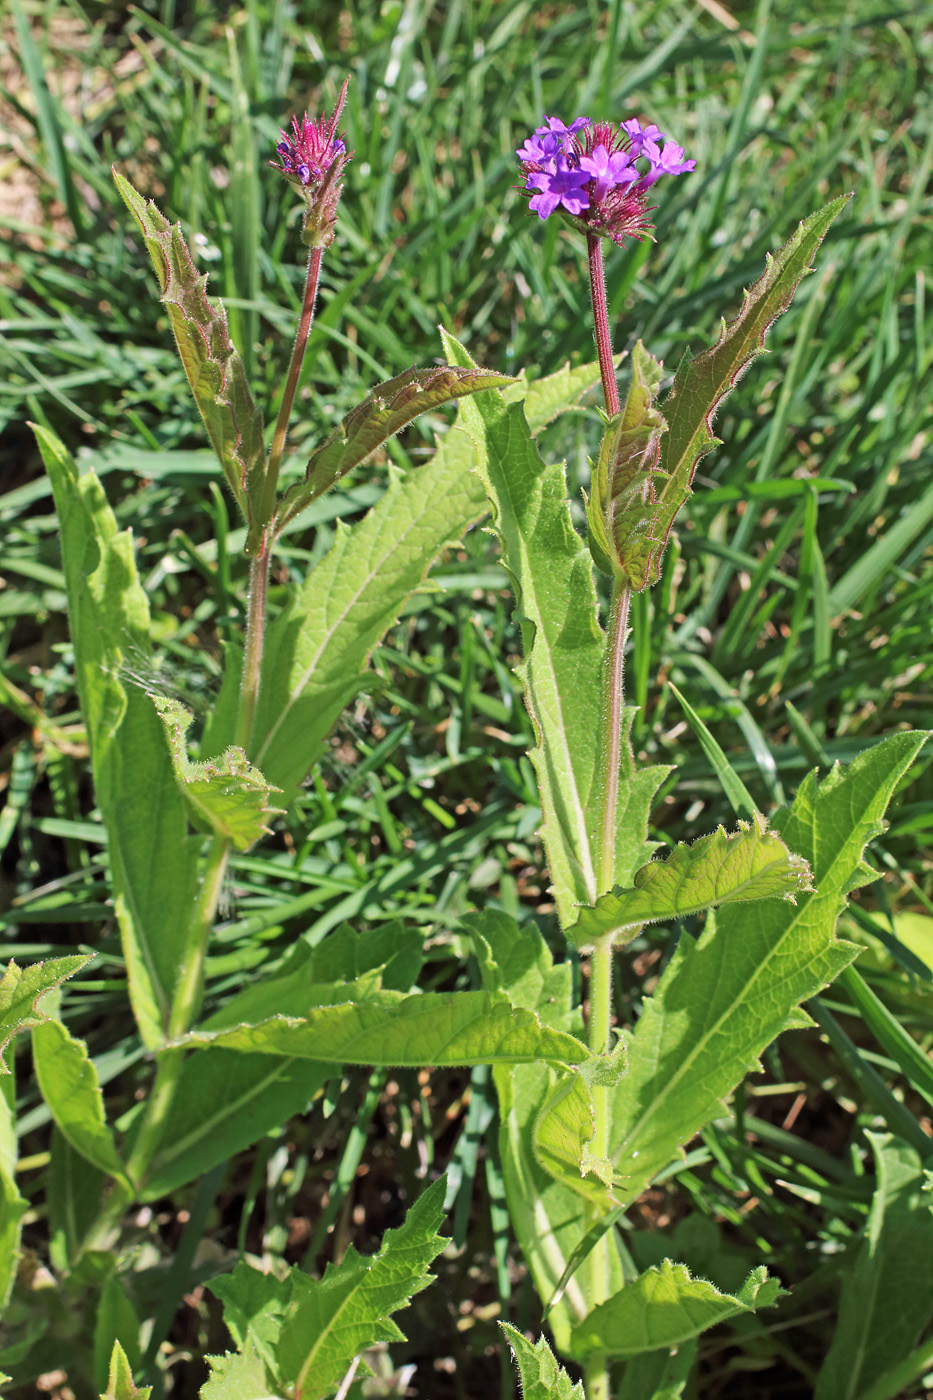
272,78 -> 351,247
515,111 -> 694,246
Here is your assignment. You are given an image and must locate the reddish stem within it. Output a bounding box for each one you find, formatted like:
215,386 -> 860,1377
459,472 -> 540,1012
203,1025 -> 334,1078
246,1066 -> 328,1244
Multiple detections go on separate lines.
587,233 -> 620,417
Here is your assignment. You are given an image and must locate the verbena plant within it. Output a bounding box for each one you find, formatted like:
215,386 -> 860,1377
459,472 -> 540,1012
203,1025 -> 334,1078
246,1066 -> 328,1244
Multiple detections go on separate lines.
4,78 -> 930,1400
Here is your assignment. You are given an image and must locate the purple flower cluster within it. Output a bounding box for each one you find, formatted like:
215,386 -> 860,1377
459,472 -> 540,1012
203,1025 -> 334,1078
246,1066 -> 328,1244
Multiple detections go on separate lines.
516,114 -> 694,245
272,79 -> 352,247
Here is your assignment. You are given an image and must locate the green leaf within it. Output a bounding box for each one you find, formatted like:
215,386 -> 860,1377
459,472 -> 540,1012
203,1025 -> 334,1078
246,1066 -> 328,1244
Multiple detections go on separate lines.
201,1336 -> 281,1400
814,1133 -> 933,1400
567,818 -> 812,949
178,990 -> 587,1067
250,348 -> 605,804
609,731 -> 928,1204
532,1057 -> 625,1206
444,332 -> 668,926
500,1323 -> 586,1400
94,1274 -> 141,1394
612,196 -> 851,591
570,1261 -> 784,1361
585,342 -> 667,582
0,1074 -> 27,1310
47,1127 -> 107,1271
112,170 -> 264,522
277,364 -> 514,528
617,1342 -> 695,1400
152,694 -> 282,851
32,1019 -> 130,1187
209,1178 -> 447,1399
99,1340 -> 151,1400
35,425 -> 200,1047
0,954 -> 91,1072
467,910 -> 628,1354
141,1050 -> 331,1200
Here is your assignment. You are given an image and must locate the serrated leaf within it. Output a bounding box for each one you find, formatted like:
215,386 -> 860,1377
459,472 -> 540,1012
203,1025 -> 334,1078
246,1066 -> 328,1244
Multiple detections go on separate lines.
533,1061 -> 623,1207
99,1340 -> 151,1400
152,694 -> 282,851
0,955 -> 91,1073
570,1261 -> 784,1361
210,1179 -> 447,1399
32,1019 -> 130,1187
201,1336 -> 281,1400
250,346 -> 605,804
609,731 -> 928,1203
586,342 -> 667,580
500,1323 -> 586,1400
615,196 -> 850,591
178,990 -> 587,1067
35,425 -> 200,1047
112,170 -> 264,521
568,817 -> 812,948
443,331 -> 669,926
277,364 -> 514,528
502,353 -> 615,424
814,1133 -> 933,1400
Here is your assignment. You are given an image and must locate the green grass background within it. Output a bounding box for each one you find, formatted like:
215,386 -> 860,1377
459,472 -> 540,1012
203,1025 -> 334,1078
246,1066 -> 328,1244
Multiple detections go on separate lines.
1,0 -> 932,1394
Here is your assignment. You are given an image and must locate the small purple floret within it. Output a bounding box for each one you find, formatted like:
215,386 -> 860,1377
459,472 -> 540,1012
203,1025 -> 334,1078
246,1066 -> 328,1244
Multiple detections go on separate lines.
637,139 -> 697,189
526,163 -> 591,218
579,144 -> 638,202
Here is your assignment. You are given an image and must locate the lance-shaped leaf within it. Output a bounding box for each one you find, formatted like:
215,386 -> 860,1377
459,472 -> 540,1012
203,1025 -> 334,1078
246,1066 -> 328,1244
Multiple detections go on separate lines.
444,331 -> 668,925
99,1341 -> 152,1400
152,694 -> 282,852
814,1133 -> 933,1400
177,989 -> 587,1067
249,348 -> 608,804
0,955 -> 92,1073
570,1261 -> 784,1361
276,363 -> 514,530
501,1324 -> 586,1400
112,170 -> 264,523
614,196 -> 850,591
36,425 -> 201,1047
32,1018 -> 131,1188
586,341 -> 667,580
609,730 -> 927,1204
208,1178 -> 447,1399
567,817 -> 812,949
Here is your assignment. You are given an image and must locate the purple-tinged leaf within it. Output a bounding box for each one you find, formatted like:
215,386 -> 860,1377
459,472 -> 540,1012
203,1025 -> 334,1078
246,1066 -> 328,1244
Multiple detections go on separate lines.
276,364 -> 513,530
112,170 -> 265,521
616,195 -> 851,590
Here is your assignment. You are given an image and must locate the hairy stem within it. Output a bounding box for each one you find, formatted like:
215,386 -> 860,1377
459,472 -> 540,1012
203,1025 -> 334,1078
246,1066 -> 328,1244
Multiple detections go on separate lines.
587,233 -> 620,417
599,579 -> 631,890
261,244 -> 324,524
235,547 -> 272,754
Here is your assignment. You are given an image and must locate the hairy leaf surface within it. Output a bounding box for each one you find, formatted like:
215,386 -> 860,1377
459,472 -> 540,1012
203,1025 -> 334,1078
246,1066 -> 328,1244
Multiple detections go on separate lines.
501,1324 -> 586,1400
252,351 -> 604,802
153,694 -> 281,851
277,364 -> 513,527
568,818 -> 812,948
445,333 -> 667,925
615,197 -> 850,590
112,170 -> 264,521
609,732 -> 927,1201
570,1261 -> 783,1361
0,954 -> 92,1072
209,1178 -> 446,1399
179,990 -> 587,1067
